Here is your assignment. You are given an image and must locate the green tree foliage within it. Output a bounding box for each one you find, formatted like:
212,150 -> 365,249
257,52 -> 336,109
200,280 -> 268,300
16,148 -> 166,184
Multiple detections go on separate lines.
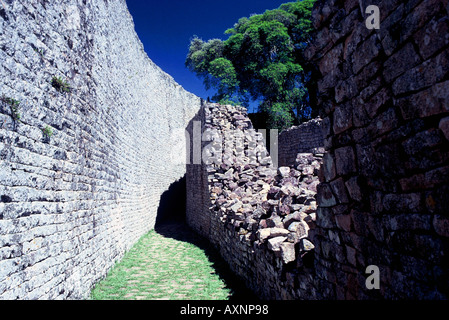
186,0 -> 316,129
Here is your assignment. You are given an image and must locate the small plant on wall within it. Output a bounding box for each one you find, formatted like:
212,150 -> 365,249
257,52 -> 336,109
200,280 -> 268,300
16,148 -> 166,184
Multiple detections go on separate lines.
42,125 -> 53,142
0,95 -> 22,128
51,76 -> 72,93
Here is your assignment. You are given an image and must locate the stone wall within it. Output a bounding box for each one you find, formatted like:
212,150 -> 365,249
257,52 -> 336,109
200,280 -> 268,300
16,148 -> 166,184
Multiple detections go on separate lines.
278,118 -> 324,167
187,0 -> 449,300
305,0 -> 449,299
0,0 -> 200,299
186,103 -> 324,299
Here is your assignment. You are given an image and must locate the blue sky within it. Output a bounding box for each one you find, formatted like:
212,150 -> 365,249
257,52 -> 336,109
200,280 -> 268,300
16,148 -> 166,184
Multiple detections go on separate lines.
126,0 -> 289,112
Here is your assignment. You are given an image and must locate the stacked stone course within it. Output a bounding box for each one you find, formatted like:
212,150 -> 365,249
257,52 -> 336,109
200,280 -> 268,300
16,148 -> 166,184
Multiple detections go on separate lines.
187,103 -> 324,299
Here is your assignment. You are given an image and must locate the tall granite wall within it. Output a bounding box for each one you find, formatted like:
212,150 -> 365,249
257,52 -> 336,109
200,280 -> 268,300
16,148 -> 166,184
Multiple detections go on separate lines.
0,0 -> 200,299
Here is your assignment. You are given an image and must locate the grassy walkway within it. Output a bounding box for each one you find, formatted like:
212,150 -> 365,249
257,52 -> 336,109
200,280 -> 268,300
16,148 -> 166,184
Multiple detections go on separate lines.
89,223 -> 255,300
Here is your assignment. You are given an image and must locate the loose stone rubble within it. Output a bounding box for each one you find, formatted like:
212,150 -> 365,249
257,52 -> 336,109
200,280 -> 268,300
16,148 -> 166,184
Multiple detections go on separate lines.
187,103 -> 325,299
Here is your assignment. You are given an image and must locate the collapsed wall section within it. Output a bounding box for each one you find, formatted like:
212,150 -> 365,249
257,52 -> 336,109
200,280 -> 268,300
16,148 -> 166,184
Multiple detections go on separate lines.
0,0 -> 200,299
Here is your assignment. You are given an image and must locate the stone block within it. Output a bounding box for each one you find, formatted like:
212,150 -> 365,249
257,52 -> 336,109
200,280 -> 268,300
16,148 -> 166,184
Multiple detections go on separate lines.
383,214 -> 432,231
335,146 -> 357,176
268,236 -> 287,252
400,166 -> 449,192
363,87 -> 391,119
335,77 -> 358,103
269,228 -> 290,238
366,107 -> 399,139
433,215 -> 449,238
322,152 -> 336,182
352,34 -> 381,74
383,193 -> 423,213
278,167 -> 290,178
335,214 -> 352,232
383,41 -> 422,83
330,177 -> 349,204
280,242 -> 296,264
400,0 -> 448,43
379,3 -> 405,56
345,176 -> 363,202
439,117 -> 449,141
333,102 -> 353,134
319,42 -> 344,75
402,129 -> 444,156
392,49 -> 449,96
316,207 -> 336,229
300,238 -> 315,252
414,16 -> 449,60
311,0 -> 338,29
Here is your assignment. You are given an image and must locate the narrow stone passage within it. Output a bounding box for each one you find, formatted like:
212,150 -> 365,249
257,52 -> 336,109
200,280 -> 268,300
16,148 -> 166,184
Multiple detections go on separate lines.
89,223 -> 257,300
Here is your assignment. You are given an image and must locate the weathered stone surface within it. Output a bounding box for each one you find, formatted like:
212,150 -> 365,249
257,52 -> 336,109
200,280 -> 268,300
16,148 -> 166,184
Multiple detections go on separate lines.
383,42 -> 422,83
0,0 -> 201,300
268,236 -> 288,252
392,49 -> 449,96
433,215 -> 449,238
345,176 -> 363,202
330,178 -> 349,204
189,0 -> 449,301
384,214 -> 432,231
280,242 -> 296,264
383,193 -> 423,213
335,146 -> 357,176
316,183 -> 337,208
335,214 -> 352,232
300,239 -> 315,252
352,34 -> 381,74
414,16 -> 449,60
278,167 -> 291,178
333,102 -> 353,134
439,117 -> 449,141
397,80 -> 449,120
269,228 -> 291,238
301,0 -> 449,301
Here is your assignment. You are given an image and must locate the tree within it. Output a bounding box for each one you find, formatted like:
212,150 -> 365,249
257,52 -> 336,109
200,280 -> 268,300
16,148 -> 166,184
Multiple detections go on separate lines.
185,0 -> 316,129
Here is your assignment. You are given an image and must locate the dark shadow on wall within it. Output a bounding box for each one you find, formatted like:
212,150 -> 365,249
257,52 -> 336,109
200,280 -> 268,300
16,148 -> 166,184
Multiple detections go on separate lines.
154,222 -> 259,301
155,175 -> 187,225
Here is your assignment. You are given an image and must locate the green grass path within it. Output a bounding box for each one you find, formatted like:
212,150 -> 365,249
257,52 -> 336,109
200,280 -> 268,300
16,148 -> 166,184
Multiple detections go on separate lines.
89,223 -> 253,300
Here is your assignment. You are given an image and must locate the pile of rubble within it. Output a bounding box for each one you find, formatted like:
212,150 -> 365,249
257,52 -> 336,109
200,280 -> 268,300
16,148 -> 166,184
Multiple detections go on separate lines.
205,104 -> 323,265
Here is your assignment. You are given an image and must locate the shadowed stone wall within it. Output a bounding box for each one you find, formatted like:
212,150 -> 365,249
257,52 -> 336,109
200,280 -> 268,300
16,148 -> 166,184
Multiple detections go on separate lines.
278,118 -> 324,167
306,0 -> 449,299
